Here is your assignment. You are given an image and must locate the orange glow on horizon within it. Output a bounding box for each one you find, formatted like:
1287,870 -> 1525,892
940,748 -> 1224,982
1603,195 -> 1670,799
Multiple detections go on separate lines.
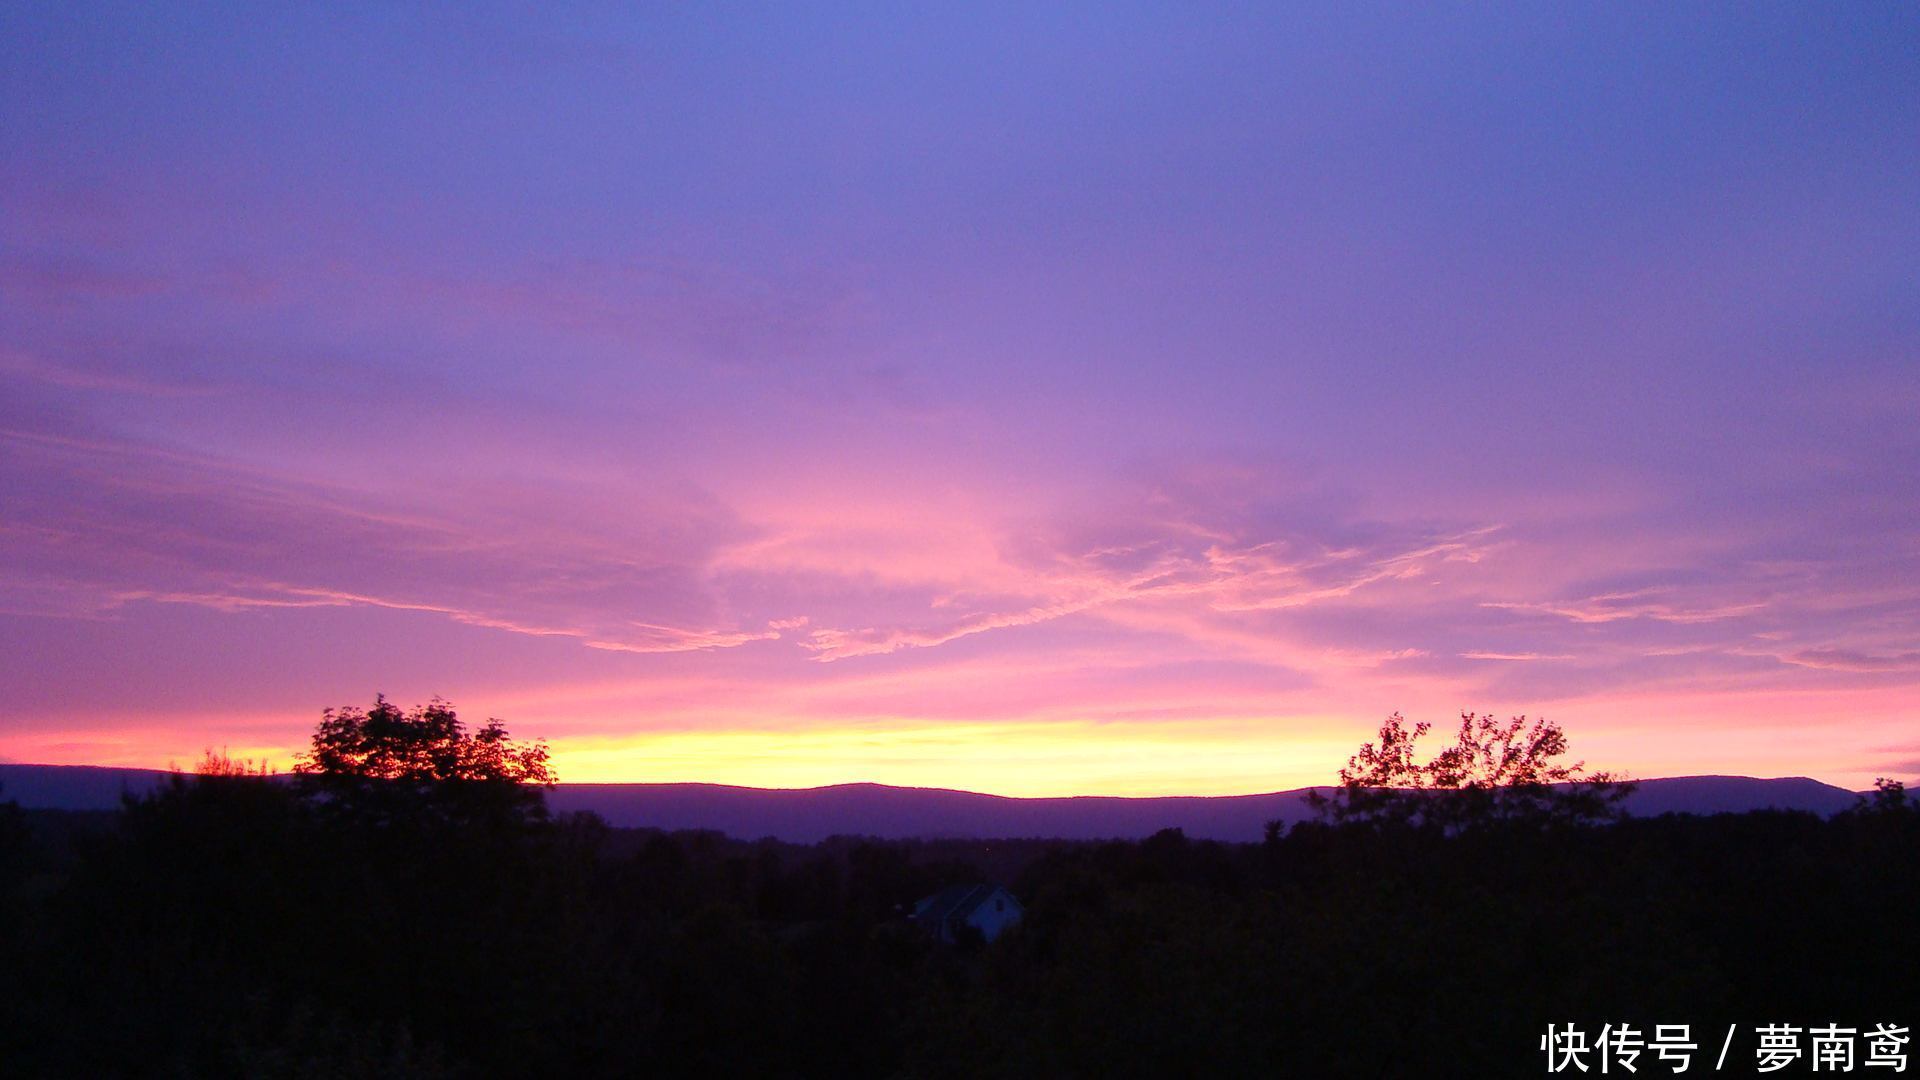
543,720 -> 1362,797
6,687 -> 1914,798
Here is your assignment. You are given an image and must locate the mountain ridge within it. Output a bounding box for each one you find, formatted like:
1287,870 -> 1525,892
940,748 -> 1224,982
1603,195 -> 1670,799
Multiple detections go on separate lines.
0,762 -> 1867,842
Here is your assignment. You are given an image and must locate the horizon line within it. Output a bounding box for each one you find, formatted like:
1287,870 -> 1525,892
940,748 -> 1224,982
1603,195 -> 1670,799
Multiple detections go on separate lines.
0,761 -> 1867,801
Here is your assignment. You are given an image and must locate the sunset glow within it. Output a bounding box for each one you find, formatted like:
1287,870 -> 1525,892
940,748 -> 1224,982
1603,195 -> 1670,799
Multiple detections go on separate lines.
3,5 -> 1916,795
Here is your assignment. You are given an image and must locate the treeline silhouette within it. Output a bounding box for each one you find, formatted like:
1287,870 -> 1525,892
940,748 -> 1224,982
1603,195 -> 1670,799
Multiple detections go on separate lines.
1,772 -> 1914,1076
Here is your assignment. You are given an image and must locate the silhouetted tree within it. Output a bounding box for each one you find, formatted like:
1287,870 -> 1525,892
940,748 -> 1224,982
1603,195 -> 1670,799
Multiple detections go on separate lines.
1835,777 -> 1916,855
294,695 -> 555,827
1844,777 -> 1913,818
1301,712 -> 1633,832
195,747 -> 275,778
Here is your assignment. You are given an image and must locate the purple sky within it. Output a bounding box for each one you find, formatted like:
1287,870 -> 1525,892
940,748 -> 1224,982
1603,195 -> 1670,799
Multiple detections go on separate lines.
3,4 -> 1916,794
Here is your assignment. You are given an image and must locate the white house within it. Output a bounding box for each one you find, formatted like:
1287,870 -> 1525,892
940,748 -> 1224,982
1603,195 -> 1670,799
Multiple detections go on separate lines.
911,883 -> 1024,944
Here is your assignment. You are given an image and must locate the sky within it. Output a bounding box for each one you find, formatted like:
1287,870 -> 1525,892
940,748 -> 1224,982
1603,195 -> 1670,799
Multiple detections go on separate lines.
2,3 -> 1916,795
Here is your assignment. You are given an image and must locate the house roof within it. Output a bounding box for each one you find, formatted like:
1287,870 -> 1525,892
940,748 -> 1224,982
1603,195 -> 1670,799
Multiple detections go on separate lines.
913,883 -> 1016,924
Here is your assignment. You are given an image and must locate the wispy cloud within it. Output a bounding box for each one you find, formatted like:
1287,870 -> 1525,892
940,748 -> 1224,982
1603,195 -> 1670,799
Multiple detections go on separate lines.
1782,649 -> 1920,673
0,421 -> 781,657
0,348 -> 217,398
1481,588 -> 1770,625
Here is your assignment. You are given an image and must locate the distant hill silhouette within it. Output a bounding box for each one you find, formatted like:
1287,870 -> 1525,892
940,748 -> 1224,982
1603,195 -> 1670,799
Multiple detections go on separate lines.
1,764 -> 180,809
0,763 -> 1867,841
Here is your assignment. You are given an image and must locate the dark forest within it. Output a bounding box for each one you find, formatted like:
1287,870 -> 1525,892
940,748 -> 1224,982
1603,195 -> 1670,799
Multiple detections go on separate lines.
2,765 -> 1913,1077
